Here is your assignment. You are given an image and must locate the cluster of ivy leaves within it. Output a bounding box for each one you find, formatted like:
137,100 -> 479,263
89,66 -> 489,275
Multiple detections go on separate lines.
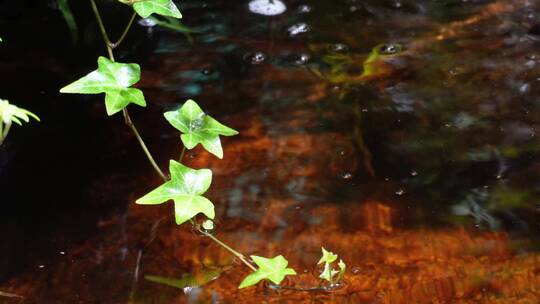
59,0 -> 299,290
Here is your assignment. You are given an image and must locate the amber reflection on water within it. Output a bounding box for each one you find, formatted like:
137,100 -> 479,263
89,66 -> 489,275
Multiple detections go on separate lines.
1,0 -> 540,302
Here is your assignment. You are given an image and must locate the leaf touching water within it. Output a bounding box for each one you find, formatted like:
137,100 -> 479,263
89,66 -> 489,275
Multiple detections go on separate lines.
164,99 -> 238,159
136,160 -> 214,225
238,255 -> 296,289
317,247 -> 338,265
60,56 -> 146,116
132,0 -> 182,19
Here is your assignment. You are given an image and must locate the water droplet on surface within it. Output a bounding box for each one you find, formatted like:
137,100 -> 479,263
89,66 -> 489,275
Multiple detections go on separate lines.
410,170 -> 418,176
38,265 -> 45,269
287,22 -> 310,36
138,18 -> 157,27
297,4 -> 312,13
338,172 -> 354,179
395,188 -> 405,196
293,53 -> 310,65
201,67 -> 214,75
351,266 -> 361,274
243,52 -> 268,64
327,43 -> 349,53
378,43 -> 402,54
392,1 -> 403,8
248,0 -> 287,16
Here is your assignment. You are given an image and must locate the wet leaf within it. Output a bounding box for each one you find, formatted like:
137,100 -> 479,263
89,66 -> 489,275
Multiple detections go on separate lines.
317,247 -> 338,265
164,99 -> 238,159
136,160 -> 214,225
132,0 -> 182,19
238,255 -> 296,289
319,262 -> 339,282
60,56 -> 145,116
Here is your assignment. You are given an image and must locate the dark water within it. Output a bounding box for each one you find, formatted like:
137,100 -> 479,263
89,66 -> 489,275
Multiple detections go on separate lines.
1,0 -> 540,303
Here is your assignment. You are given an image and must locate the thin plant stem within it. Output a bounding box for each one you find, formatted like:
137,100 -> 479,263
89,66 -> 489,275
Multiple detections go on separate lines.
89,0 -> 114,60
123,109 -> 168,181
201,230 -> 257,272
91,0 -> 166,180
0,122 -> 4,145
110,12 -> 137,49
1,121 -> 12,145
89,0 -> 256,277
179,145 -> 186,162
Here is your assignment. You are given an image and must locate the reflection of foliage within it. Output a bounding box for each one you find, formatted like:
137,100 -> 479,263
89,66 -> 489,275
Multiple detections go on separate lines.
145,267 -> 224,290
56,0 -> 78,43
452,188 -> 500,229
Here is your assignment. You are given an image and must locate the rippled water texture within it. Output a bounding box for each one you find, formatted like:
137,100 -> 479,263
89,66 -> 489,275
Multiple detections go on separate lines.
1,0 -> 540,303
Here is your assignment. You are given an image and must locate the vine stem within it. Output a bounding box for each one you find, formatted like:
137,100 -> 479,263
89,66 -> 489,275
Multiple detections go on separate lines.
201,230 -> 257,272
89,0 -> 257,276
123,109 -> 168,180
0,121 -> 12,145
110,12 -> 137,49
179,146 -> 186,162
91,0 -> 166,180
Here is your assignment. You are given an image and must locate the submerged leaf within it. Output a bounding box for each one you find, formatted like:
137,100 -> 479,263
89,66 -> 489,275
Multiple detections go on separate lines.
145,267 -> 223,290
132,0 -> 182,19
136,160 -> 214,225
238,255 -> 296,289
60,56 -> 146,115
164,99 -> 238,159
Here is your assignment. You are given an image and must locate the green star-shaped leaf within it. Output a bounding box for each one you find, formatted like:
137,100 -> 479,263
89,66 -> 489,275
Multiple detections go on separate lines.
60,56 -> 146,116
135,160 -> 215,225
131,0 -> 182,19
164,99 -> 238,159
317,247 -> 338,265
239,255 -> 296,289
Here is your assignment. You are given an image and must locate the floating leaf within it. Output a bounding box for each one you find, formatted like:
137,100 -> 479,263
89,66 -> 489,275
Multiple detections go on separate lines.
136,160 -> 214,225
131,0 -> 182,19
164,99 -> 238,159
317,247 -> 338,265
60,56 -> 146,116
238,255 -> 296,289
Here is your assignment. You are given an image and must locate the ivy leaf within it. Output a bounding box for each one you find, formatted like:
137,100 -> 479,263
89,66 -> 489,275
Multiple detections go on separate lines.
317,247 -> 338,265
319,262 -> 339,282
132,0 -> 182,19
0,99 -> 40,126
60,56 -> 146,116
164,99 -> 238,159
238,255 -> 296,289
136,160 -> 214,225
